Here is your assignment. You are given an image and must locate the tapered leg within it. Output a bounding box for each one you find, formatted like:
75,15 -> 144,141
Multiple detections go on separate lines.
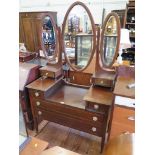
34,117 -> 38,133
107,97 -> 115,141
100,135 -> 106,153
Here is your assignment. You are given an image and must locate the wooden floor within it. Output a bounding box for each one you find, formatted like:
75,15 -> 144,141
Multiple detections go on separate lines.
28,121 -> 105,155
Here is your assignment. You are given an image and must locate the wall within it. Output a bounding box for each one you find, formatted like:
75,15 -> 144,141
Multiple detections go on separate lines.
19,0 -> 128,26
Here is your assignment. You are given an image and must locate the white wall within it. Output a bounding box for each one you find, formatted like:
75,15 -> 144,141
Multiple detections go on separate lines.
19,0 -> 128,26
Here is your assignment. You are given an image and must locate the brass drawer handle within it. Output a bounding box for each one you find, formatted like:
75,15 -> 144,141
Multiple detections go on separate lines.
36,101 -> 40,106
92,127 -> 97,132
93,116 -> 98,121
35,92 -> 39,97
45,72 -> 48,76
94,104 -> 99,110
128,116 -> 135,121
38,111 -> 42,115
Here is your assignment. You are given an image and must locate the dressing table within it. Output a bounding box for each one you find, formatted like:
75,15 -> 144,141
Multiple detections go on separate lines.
26,1 -> 121,153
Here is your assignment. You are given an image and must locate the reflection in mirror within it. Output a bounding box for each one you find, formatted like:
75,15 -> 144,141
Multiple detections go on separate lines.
64,5 -> 94,69
102,16 -> 118,66
42,16 -> 56,59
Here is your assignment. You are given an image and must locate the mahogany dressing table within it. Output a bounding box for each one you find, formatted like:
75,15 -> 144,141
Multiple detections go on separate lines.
26,2 -> 121,153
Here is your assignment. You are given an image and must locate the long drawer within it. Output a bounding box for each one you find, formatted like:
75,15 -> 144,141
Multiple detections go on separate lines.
35,108 -> 105,137
110,106 -> 135,139
86,101 -> 110,115
32,98 -> 107,126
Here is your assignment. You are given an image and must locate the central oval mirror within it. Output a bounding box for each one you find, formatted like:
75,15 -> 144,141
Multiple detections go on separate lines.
41,15 -> 58,61
100,12 -> 120,68
62,2 -> 96,71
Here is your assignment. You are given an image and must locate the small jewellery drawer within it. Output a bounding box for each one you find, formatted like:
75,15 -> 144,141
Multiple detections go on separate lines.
32,99 -> 106,125
35,108 -> 104,137
40,70 -> 55,78
29,89 -> 44,99
86,102 -> 110,114
92,78 -> 113,87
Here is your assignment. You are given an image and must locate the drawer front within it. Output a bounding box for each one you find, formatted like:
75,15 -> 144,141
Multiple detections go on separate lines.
110,106 -> 135,139
69,71 -> 92,86
32,98 -> 107,126
92,78 -> 113,87
86,102 -> 110,115
40,70 -> 55,78
35,108 -> 105,137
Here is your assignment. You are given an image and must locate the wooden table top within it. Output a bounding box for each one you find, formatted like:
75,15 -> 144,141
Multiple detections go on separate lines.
114,76 -> 135,99
46,83 -> 88,109
104,133 -> 135,155
84,86 -> 114,106
20,137 -> 49,155
26,77 -> 59,91
40,146 -> 81,155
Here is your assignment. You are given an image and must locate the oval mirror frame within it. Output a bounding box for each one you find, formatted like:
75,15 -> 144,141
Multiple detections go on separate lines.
100,12 -> 121,68
62,1 -> 96,72
40,14 -> 58,61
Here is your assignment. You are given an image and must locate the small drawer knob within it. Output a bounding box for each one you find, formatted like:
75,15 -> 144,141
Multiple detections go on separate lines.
93,116 -> 98,121
90,79 -> 92,83
92,127 -> 96,132
38,111 -> 42,115
72,76 -> 75,80
35,92 -> 39,97
94,104 -> 99,110
45,72 -> 48,76
36,101 -> 40,106
100,80 -> 104,84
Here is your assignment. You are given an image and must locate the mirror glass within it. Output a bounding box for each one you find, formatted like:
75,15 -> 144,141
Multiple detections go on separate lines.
42,16 -> 56,59
63,5 -> 94,70
101,15 -> 118,66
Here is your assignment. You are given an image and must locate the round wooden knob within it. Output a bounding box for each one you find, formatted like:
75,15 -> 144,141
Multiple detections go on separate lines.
94,104 -> 99,110
35,92 -> 39,97
92,127 -> 96,132
93,116 -> 98,121
36,101 -> 40,106
38,111 -> 42,115
100,80 -> 104,84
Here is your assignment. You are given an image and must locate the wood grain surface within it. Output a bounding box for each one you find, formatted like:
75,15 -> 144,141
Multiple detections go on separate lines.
114,76 -> 135,98
40,146 -> 81,155
20,137 -> 49,155
104,133 -> 134,155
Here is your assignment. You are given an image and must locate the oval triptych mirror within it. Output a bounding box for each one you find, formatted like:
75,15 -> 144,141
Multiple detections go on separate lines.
100,12 -> 121,68
62,1 -> 96,71
40,14 -> 58,61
